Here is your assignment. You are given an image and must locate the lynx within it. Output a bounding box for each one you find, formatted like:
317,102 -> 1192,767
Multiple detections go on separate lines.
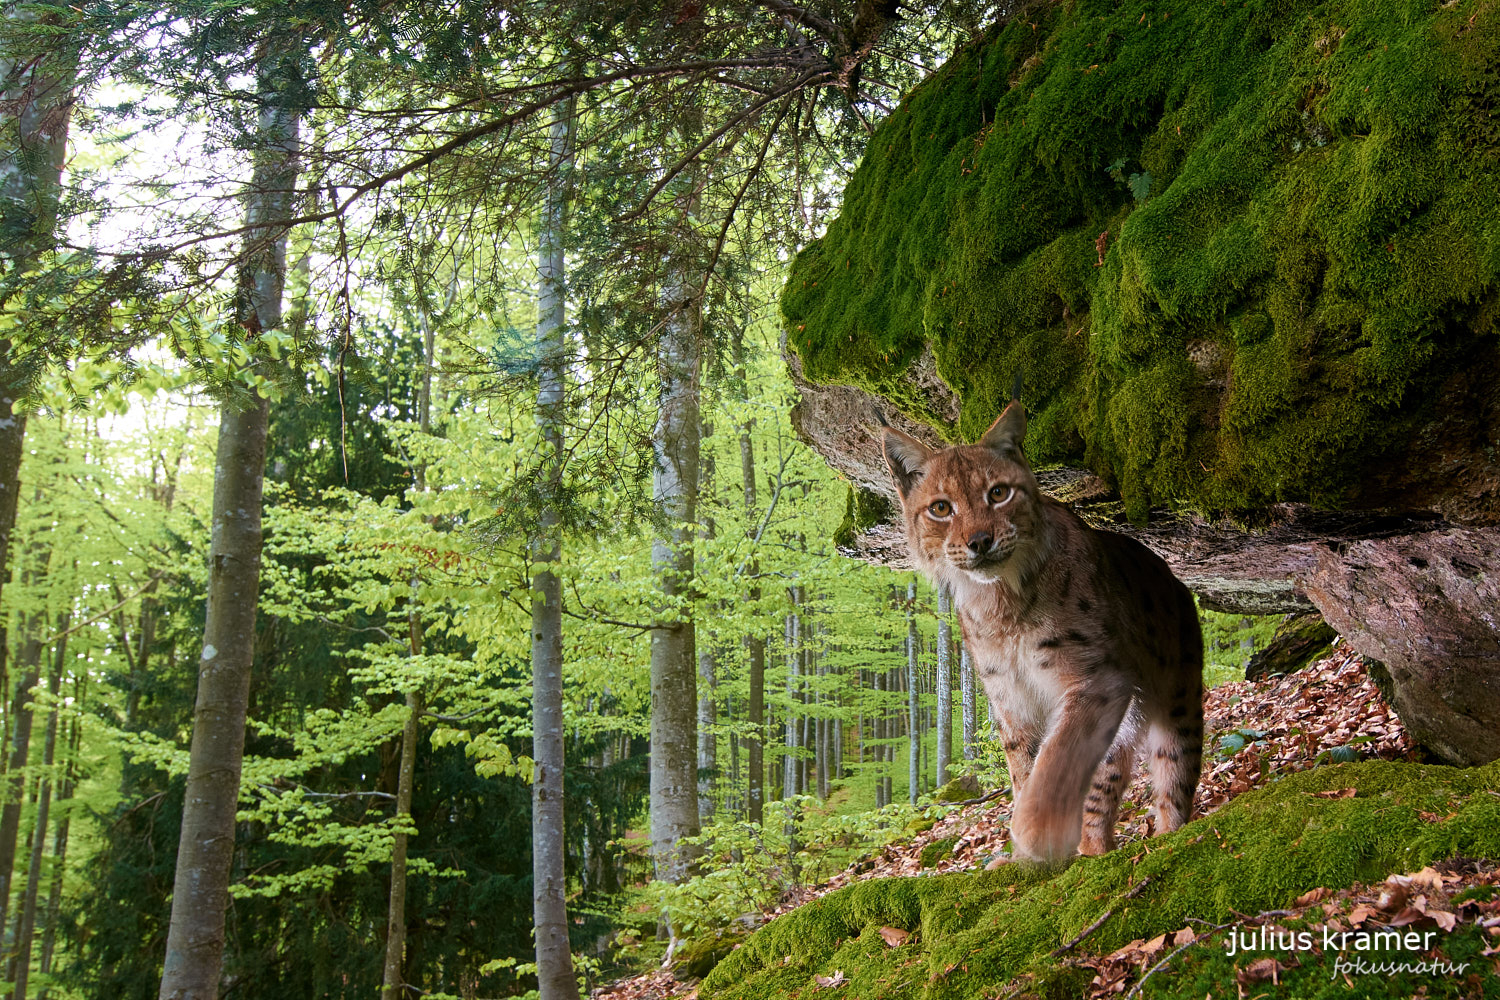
880,401 -> 1203,862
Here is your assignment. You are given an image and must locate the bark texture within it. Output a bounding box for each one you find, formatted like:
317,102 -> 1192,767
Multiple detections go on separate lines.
530,102 -> 580,1000
905,581 -> 918,805
1304,529 -> 1500,767
935,587 -> 952,786
648,265 -> 702,888
380,689 -> 422,1000
159,52 -> 297,1000
10,616 -> 65,996
734,331 -> 764,824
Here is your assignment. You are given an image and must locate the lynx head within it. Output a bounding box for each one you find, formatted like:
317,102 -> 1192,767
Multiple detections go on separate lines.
879,402 -> 1044,590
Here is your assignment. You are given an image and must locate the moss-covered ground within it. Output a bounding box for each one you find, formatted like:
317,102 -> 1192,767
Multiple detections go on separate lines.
700,760 -> 1500,999
782,0 -> 1500,521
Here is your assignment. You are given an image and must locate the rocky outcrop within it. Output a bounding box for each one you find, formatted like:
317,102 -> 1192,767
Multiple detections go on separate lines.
790,351 -> 1500,762
1303,530 -> 1500,767
778,0 -> 1500,765
790,350 -> 1448,616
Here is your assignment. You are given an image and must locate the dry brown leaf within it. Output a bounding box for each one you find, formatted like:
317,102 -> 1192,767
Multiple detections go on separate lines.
1431,911 -> 1458,932
1236,957 -> 1285,985
878,926 -> 911,948
1294,887 -> 1332,907
1315,787 -> 1357,799
1408,867 -> 1446,892
1141,933 -> 1168,957
1387,906 -> 1428,928
1348,904 -> 1377,926
1376,882 -> 1410,912
814,970 -> 848,988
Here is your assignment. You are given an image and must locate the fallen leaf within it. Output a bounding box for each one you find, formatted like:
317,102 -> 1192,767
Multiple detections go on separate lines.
1315,787 -> 1357,799
814,970 -> 848,988
1141,933 -> 1168,957
1432,911 -> 1457,932
1237,957 -> 1285,985
1348,904 -> 1377,926
1408,867 -> 1446,892
1376,883 -> 1410,912
1294,887 -> 1332,907
878,927 -> 911,948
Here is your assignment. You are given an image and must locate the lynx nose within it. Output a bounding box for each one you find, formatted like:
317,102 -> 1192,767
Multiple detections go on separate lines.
967,530 -> 993,554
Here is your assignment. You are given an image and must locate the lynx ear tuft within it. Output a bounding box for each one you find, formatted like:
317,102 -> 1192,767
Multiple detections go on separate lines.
980,400 -> 1027,459
881,426 -> 932,500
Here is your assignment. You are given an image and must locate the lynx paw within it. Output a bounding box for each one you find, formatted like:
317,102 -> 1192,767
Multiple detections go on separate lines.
1010,805 -> 1081,863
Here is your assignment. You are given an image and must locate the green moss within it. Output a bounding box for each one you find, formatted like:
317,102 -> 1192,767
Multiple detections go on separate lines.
834,486 -> 894,548
701,760 -> 1500,999
783,0 -> 1500,520
920,837 -> 959,868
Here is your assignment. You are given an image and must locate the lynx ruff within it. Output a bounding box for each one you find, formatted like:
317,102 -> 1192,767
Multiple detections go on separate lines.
880,402 -> 1204,863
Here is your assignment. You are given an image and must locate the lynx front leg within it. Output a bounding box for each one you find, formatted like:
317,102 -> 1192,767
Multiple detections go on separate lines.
1079,706 -> 1142,856
996,720 -> 1042,804
1011,686 -> 1132,862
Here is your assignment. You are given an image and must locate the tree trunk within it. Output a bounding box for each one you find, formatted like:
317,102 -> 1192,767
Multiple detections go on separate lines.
380,688 -> 422,1000
158,52 -> 297,1000
648,215 -> 704,897
961,643 -> 976,760
907,582 -> 919,804
732,330 -> 764,824
37,699 -> 80,1000
12,617 -> 66,997
696,430 -> 717,823
935,588 -> 952,787
0,518 -> 49,969
782,599 -> 800,799
0,2 -> 74,691
530,99 -> 581,1000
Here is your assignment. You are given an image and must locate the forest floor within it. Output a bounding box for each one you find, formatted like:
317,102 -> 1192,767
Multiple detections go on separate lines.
591,643 -> 1431,1000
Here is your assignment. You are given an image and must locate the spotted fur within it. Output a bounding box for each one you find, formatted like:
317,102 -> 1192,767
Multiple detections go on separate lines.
881,401 -> 1204,862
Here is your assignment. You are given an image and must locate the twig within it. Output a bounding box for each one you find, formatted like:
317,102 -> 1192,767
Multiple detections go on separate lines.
44,572 -> 166,643
1051,876 -> 1154,957
1125,919 -> 1232,1000
952,787 -> 1007,807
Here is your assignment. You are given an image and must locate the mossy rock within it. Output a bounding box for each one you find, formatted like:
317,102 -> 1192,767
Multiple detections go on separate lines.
673,927 -> 750,980
701,760 -> 1500,999
1244,611 -> 1338,679
919,837 -> 959,868
782,0 -> 1500,522
934,774 -> 983,803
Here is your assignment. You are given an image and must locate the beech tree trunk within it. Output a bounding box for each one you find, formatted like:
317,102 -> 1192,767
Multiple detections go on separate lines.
530,100 -> 581,1000
380,687 -> 422,1000
782,598 -> 800,799
158,50 -> 298,1000
648,196 -> 703,900
12,618 -> 66,997
907,582 -> 919,804
961,644 -> 976,760
696,433 -> 717,822
0,529 -> 47,964
734,331 -> 764,824
37,702 -> 80,1000
935,588 -> 952,786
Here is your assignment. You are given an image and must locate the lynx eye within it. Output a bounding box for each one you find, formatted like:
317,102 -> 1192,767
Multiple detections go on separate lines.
927,499 -> 953,518
988,485 -> 1016,506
